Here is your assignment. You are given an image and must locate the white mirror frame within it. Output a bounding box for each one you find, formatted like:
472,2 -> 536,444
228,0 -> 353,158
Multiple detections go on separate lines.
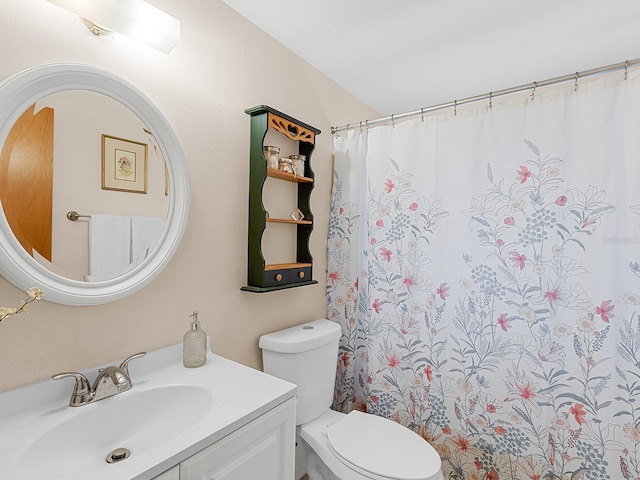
0,63 -> 190,305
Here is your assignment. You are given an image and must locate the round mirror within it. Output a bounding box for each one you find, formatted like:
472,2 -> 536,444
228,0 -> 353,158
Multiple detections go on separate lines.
0,64 -> 190,305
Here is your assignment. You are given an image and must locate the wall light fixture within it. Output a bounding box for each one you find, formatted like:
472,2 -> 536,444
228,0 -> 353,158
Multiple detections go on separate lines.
46,0 -> 180,54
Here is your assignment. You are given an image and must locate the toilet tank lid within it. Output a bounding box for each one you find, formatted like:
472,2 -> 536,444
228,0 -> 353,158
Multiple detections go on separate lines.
259,319 -> 341,353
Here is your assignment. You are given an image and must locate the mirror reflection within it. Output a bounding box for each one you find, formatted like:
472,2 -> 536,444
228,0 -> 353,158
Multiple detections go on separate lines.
0,90 -> 169,282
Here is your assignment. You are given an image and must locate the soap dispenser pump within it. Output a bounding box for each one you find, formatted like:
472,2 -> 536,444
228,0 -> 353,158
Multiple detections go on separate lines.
183,311 -> 207,368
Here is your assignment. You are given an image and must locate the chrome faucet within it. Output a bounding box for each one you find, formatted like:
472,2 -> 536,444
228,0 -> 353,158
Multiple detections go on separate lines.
52,352 -> 146,407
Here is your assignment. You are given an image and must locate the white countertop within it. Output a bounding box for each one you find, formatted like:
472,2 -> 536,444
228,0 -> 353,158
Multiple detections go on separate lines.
0,342 -> 296,480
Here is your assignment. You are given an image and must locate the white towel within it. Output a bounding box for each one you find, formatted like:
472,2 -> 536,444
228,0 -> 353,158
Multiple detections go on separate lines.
131,216 -> 164,265
86,214 -> 132,282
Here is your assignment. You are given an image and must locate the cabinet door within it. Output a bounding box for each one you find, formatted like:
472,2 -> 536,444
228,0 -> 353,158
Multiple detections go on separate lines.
152,465 -> 180,480
180,398 -> 296,480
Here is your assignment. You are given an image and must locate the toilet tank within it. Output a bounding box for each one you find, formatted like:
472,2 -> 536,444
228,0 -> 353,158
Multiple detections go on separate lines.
259,319 -> 341,425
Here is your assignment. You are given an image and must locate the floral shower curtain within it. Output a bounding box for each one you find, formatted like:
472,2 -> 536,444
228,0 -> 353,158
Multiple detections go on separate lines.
328,70 -> 640,480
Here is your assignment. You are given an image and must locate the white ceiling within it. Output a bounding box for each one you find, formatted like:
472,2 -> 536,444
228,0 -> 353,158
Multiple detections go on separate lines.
221,0 -> 640,121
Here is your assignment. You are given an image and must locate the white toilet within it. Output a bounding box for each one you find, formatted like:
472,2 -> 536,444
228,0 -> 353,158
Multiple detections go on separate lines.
259,319 -> 444,480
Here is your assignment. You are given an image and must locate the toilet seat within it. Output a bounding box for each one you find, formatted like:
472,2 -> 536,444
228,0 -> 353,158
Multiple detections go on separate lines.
325,410 -> 442,480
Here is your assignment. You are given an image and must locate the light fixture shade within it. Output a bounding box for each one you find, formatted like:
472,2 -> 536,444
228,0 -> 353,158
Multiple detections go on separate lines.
46,0 -> 180,54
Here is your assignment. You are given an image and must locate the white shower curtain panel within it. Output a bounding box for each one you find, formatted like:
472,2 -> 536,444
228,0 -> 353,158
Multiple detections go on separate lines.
329,70 -> 640,479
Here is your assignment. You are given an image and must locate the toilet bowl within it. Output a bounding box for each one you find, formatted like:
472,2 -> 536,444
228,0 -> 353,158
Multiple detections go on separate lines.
300,409 -> 443,480
259,319 -> 444,480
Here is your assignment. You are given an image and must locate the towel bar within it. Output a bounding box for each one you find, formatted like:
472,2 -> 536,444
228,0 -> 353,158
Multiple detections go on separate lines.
67,211 -> 91,221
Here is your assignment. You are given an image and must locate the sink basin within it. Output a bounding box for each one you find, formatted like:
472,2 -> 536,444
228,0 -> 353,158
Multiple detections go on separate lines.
21,384 -> 213,477
0,343 -> 296,480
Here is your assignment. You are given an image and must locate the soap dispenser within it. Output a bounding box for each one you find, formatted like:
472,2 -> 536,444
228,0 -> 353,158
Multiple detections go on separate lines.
183,311 -> 207,368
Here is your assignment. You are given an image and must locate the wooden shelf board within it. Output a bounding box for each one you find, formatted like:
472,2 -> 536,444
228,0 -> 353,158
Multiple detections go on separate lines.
267,168 -> 313,183
267,218 -> 312,225
265,262 -> 312,271
241,280 -> 318,293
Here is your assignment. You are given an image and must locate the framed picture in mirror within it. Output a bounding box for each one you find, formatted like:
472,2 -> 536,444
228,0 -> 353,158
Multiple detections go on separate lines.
102,134 -> 148,193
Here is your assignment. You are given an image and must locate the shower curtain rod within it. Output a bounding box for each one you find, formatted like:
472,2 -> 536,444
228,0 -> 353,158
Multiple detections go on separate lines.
331,57 -> 640,135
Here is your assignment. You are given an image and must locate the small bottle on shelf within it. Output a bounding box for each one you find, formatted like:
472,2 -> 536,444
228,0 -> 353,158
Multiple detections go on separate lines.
289,155 -> 305,177
263,146 -> 280,170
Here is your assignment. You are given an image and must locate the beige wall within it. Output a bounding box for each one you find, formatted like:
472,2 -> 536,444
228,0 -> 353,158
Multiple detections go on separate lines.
0,0 -> 378,392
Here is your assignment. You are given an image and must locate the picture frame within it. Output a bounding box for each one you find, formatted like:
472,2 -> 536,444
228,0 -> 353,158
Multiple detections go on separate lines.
101,134 -> 148,194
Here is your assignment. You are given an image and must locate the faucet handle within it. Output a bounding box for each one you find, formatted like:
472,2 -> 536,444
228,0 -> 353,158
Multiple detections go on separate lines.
51,372 -> 92,407
119,352 -> 147,377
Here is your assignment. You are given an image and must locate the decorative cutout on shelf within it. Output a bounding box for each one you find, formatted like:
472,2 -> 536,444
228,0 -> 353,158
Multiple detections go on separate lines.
268,113 -> 315,143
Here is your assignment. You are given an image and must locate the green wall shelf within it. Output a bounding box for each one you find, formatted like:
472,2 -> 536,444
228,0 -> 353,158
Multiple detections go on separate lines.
241,105 -> 321,293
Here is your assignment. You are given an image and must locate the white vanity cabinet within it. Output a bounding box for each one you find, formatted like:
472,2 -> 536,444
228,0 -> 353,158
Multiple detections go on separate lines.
180,398 -> 295,479
150,398 -> 295,480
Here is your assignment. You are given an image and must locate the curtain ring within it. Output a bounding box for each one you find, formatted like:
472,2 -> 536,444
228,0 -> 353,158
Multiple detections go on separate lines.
574,72 -> 579,92
625,60 -> 629,80
365,120 -> 369,131
488,92 -> 493,109
346,123 -> 351,132
530,81 -> 537,100
391,114 -> 395,128
359,121 -> 363,132
453,100 -> 457,116
421,107 -> 424,122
